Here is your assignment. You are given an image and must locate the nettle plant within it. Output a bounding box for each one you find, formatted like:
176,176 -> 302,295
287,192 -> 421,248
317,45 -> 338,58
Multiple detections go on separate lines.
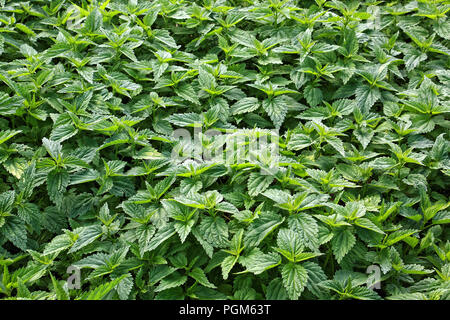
0,0 -> 449,300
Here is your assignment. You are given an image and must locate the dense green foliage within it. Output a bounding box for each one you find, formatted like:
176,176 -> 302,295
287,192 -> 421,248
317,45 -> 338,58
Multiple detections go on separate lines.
0,0 -> 449,300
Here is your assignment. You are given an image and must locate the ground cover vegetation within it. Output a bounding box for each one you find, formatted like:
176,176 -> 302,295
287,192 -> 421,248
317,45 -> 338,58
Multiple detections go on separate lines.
0,0 -> 449,300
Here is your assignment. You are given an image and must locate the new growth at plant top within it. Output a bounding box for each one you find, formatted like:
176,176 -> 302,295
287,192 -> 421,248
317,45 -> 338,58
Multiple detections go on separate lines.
0,0 -> 449,300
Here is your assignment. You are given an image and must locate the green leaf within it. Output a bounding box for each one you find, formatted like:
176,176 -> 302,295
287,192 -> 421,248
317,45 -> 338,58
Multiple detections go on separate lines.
42,138 -> 62,161
189,267 -> 216,288
47,169 -> 69,203
174,219 -> 195,243
50,124 -> 78,143
115,274 -> 133,300
0,130 -> 21,145
0,190 -> 15,214
385,229 -> 419,247
167,113 -> 202,127
3,157 -> 28,179
174,84 -> 200,105
247,173 -> 273,197
221,255 -> 238,280
356,85 -> 380,113
304,85 -> 322,107
266,278 -> 289,300
354,127 -> 374,150
281,263 -> 308,300
287,134 -> 314,151
261,189 -> 291,204
16,277 -> 31,299
85,8 -> 102,33
303,262 -> 328,299
262,97 -> 288,129
43,233 -> 73,256
69,225 -> 104,253
77,275 -> 127,300
354,218 -> 385,234
198,216 -> 229,248
369,157 -> 397,169
155,272 -> 187,292
288,214 -> 320,251
231,98 -> 260,115
244,212 -> 285,248
325,136 -> 346,157
239,248 -> 281,275
331,229 -> 356,263
2,216 -> 27,250
145,224 -> 176,252
276,229 -> 304,261
50,273 -> 69,300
